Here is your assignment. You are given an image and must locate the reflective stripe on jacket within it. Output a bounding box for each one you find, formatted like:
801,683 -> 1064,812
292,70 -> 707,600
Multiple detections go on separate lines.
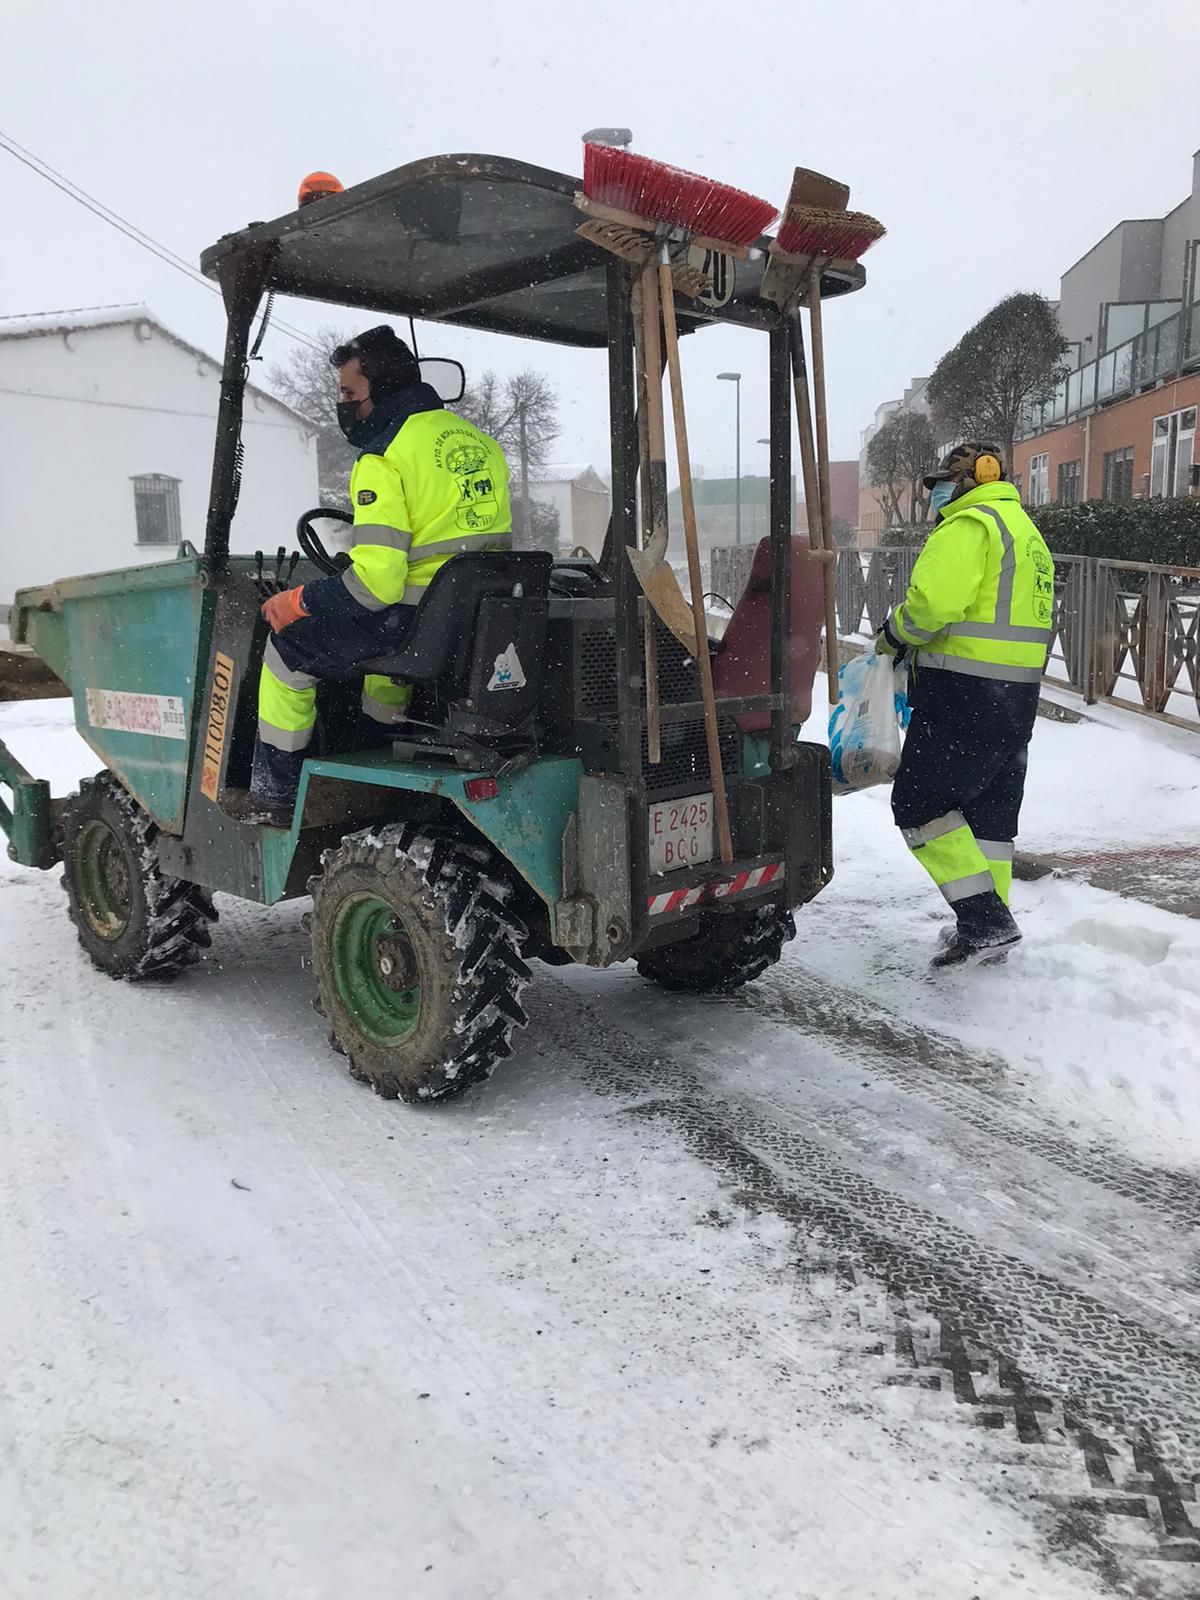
303,385 -> 513,625
884,482 -> 1054,684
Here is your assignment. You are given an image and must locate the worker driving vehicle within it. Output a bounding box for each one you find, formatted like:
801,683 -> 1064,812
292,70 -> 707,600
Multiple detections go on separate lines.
250,325 -> 513,820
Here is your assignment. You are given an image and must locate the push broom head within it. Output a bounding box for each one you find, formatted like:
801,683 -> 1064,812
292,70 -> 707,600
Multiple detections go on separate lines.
776,204 -> 886,262
774,166 -> 884,261
582,143 -> 778,247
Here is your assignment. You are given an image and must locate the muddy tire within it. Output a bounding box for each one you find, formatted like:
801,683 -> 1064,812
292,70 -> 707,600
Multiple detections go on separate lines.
635,903 -> 796,995
60,772 -> 217,980
308,823 -> 531,1103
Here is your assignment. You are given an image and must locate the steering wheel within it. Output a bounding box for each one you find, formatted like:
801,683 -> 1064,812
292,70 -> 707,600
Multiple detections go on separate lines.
296,507 -> 354,576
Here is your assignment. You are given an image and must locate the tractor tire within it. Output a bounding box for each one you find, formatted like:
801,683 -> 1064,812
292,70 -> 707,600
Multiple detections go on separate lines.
308,823 -> 531,1104
60,772 -> 217,980
635,902 -> 796,996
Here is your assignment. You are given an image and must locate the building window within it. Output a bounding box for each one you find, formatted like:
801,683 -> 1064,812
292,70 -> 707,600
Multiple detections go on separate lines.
1056,460 -> 1081,506
1102,446 -> 1135,501
1150,408 -> 1197,498
1028,453 -> 1050,506
132,474 -> 182,545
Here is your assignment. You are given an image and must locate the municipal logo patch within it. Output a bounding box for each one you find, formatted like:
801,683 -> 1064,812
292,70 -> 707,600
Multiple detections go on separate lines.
357,489 -> 377,506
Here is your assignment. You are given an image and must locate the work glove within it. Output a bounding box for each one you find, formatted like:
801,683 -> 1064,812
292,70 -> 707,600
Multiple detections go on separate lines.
261,585 -> 309,633
873,628 -> 901,660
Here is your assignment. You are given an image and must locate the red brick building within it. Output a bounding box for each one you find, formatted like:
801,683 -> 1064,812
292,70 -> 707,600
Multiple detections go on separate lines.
1011,149 -> 1200,507
797,460 -> 860,538
1011,377 -> 1199,506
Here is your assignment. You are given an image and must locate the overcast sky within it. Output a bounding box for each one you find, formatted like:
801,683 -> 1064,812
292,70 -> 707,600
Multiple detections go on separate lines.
3,0 -> 1199,482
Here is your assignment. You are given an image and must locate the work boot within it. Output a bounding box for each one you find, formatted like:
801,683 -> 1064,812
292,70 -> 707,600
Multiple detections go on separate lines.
931,890 -> 1021,970
248,741 -> 303,827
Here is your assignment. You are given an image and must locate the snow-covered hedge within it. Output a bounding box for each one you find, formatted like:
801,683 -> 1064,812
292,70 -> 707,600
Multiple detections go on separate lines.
877,499 -> 1200,569
1031,498 -> 1200,570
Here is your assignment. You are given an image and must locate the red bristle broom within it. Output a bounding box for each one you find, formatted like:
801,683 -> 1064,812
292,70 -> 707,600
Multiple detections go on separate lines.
762,169 -> 886,703
580,145 -> 778,863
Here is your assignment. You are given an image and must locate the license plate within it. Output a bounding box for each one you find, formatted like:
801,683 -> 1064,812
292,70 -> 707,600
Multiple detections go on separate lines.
648,793 -> 713,876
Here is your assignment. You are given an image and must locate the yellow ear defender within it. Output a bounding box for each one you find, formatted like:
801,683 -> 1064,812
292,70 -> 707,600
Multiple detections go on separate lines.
974,452 -> 1002,484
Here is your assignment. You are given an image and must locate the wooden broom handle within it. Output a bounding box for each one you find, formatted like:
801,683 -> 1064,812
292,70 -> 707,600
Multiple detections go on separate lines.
790,308 -> 840,703
658,257 -> 734,864
806,262 -> 841,704
633,262 -> 662,765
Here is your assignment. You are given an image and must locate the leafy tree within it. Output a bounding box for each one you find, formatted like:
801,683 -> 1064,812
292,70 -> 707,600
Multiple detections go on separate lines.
830,514 -> 857,548
927,293 -> 1069,466
866,410 -> 939,529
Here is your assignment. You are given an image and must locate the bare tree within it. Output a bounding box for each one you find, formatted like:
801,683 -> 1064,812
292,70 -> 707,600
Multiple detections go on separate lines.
927,292 -> 1069,466
267,326 -> 356,506
457,369 -> 560,467
866,410 -> 939,529
457,368 -> 561,549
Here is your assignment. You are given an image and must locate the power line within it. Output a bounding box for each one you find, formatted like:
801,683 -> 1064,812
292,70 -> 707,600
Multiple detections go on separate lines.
0,384 -> 311,431
0,129 -> 323,355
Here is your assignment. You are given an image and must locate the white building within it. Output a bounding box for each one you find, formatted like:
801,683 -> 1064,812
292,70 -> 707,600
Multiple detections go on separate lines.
0,305 -> 318,615
527,462 -> 610,555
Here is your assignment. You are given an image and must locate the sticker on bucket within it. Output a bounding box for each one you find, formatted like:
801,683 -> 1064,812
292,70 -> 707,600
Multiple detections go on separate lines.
487,645 -> 526,692
200,652 -> 236,801
86,688 -> 187,741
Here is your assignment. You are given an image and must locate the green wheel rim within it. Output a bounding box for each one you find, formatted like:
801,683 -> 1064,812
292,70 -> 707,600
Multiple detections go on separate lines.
330,894 -> 422,1044
76,819 -> 133,940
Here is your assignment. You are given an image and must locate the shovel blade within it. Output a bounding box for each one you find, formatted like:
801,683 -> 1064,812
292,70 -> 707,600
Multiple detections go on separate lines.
627,547 -> 699,656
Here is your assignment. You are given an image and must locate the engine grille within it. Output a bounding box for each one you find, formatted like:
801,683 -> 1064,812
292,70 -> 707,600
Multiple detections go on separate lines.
578,620 -> 700,716
636,715 -> 741,792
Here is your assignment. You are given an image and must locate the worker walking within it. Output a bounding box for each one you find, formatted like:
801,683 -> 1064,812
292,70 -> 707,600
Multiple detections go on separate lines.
249,326 -> 512,820
875,443 -> 1054,968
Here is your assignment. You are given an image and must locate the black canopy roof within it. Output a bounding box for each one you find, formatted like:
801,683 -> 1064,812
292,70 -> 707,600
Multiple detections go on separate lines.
200,154 -> 865,349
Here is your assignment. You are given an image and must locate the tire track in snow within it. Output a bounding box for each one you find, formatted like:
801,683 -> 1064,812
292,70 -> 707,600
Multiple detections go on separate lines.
533,979 -> 1200,1485
741,964 -> 1200,1231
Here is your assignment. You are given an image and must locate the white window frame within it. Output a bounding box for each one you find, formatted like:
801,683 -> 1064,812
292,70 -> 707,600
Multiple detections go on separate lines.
1150,408 -> 1197,498
1028,453 -> 1050,507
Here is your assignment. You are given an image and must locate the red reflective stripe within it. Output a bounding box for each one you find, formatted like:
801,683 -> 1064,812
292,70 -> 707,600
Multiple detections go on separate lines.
647,861 -> 784,915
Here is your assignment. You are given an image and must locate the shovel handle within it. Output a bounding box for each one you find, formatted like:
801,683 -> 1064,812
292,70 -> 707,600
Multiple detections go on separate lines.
633,263 -> 662,765
805,265 -> 842,705
789,310 -> 840,704
658,255 -> 734,865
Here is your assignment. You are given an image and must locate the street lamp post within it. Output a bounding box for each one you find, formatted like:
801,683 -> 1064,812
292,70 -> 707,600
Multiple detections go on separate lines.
717,372 -> 742,545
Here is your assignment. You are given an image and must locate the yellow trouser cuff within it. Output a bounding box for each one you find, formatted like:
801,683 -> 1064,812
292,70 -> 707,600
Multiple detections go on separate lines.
907,820 -> 994,905
259,662 -> 318,734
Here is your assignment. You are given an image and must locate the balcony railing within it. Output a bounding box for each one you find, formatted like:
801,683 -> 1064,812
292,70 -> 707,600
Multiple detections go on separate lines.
1017,301 -> 1200,442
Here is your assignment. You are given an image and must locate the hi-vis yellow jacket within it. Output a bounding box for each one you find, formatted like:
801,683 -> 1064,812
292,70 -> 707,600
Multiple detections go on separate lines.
303,388 -> 512,628
882,482 -> 1054,683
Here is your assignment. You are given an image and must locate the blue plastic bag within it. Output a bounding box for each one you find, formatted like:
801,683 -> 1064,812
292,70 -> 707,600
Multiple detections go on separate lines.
828,647 -> 910,795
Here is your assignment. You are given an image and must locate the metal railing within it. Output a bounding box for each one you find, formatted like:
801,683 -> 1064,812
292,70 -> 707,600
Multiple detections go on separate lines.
832,547 -> 1200,732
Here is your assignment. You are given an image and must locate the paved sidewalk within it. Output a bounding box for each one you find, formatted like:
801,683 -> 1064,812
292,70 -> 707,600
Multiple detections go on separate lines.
1016,842 -> 1200,920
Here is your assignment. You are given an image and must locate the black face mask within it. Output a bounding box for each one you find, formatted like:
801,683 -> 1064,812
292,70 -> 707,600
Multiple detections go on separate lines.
337,400 -> 377,449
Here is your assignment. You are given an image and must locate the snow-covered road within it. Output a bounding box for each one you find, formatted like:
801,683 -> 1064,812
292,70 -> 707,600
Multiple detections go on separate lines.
2,699 -> 1199,1598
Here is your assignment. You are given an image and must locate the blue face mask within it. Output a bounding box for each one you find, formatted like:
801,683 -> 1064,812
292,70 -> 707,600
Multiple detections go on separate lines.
930,480 -> 956,515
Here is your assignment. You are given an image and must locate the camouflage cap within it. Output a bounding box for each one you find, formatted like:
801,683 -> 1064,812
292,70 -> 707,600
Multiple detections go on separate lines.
923,441 -> 1005,489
